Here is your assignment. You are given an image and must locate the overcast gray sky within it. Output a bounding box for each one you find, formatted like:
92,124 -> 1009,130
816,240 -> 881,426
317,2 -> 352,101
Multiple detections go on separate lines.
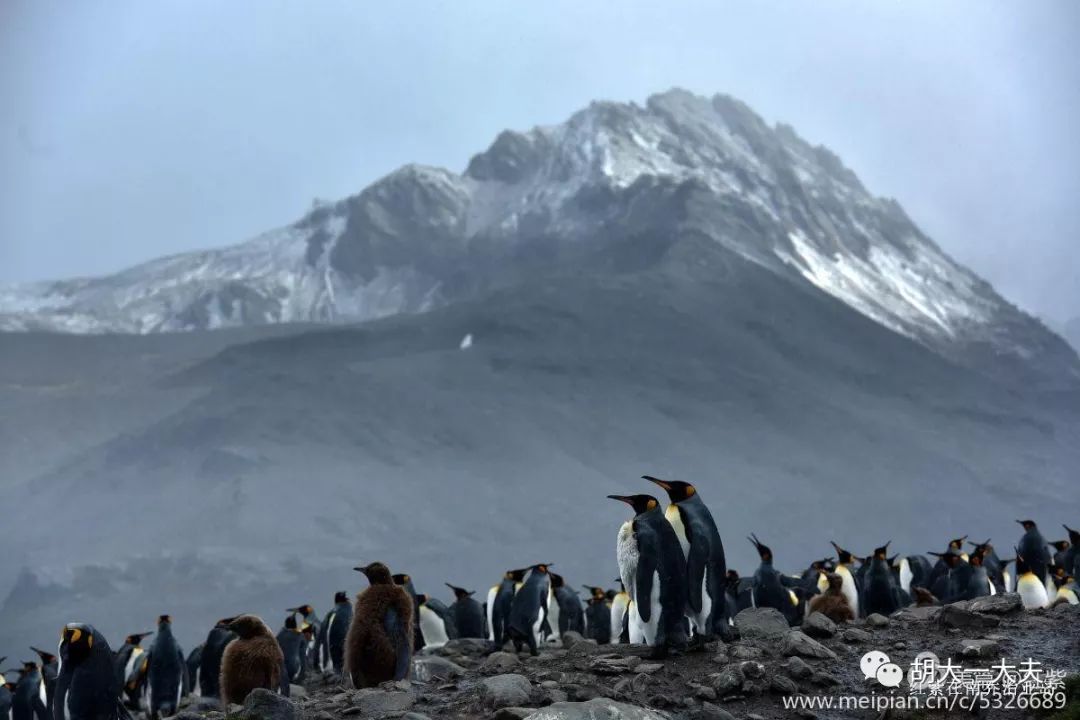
1,0 -> 1077,323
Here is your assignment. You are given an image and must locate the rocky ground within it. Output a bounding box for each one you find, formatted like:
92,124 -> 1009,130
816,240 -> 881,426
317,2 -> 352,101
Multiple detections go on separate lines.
177,596 -> 1079,720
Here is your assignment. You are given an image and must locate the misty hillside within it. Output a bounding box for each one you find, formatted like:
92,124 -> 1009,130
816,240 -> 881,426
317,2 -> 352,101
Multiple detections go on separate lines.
2,237 -> 1078,652
1,88 -> 1078,654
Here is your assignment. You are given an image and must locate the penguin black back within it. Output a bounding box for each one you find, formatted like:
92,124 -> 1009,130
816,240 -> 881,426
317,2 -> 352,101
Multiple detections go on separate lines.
147,616 -> 184,720
550,574 -> 584,635
491,569 -> 525,648
508,564 -> 553,656
862,542 -> 902,615
275,615 -> 305,684
198,621 -> 235,699
12,662 -> 46,720
446,584 -> 486,639
54,624 -> 123,720
324,592 -> 353,674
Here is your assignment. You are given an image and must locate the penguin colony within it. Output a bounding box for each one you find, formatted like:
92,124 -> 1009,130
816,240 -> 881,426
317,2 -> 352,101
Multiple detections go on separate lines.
4,477 -> 1077,720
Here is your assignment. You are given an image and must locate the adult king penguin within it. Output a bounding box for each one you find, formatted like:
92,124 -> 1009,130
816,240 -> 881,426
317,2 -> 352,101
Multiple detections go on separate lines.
862,542 -> 902,616
1014,550 -> 1050,609
12,662 -> 47,720
285,606 -> 320,672
146,615 -> 185,720
319,592 -> 352,675
446,584 -> 486,639
489,569 -> 526,647
275,615 -> 305,684
582,587 -> 612,644
197,620 -> 234,701
643,476 -> 732,643
31,648 -> 57,720
747,534 -> 801,625
346,563 -> 414,688
1016,520 -> 1051,588
112,633 -> 151,707
830,542 -> 861,618
507,564 -> 553,656
609,579 -> 631,644
608,494 -> 689,658
54,624 -> 127,720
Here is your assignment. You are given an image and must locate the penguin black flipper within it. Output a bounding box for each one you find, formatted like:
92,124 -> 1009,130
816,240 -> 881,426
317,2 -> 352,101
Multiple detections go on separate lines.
634,521 -> 659,624
685,538 -> 707,614
383,608 -> 410,681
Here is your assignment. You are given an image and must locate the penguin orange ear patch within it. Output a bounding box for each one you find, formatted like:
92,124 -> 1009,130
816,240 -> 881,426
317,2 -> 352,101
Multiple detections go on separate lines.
686,486 -> 696,496
87,634 -> 93,648
647,499 -> 658,510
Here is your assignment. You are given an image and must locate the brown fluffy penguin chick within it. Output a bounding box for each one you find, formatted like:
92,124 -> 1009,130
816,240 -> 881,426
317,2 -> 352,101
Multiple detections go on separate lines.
808,572 -> 855,622
912,586 -> 940,607
345,562 -> 414,688
220,615 -> 284,705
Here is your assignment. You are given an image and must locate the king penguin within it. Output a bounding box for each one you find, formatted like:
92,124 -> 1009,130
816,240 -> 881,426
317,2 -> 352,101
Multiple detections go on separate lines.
285,606 -> 319,672
830,542 -> 861,619
582,586 -> 612,644
490,569 -> 526,648
608,493 -> 689,658
113,632 -> 152,699
345,563 -> 414,688
197,619 -> 235,701
1062,525 -> 1080,577
1051,574 -> 1079,606
446,584 -> 485,639
12,662 -> 47,720
863,542 -> 903,616
54,624 -> 126,720
643,476 -> 731,643
30,648 -> 57,720
415,594 -> 457,650
275,615 -> 305,684
1015,549 -> 1050,609
550,573 -> 584,636
183,646 -> 201,698
1016,520 -> 1051,587
747,535 -> 800,625
147,615 -> 185,720
609,579 -> 631,644
320,592 -> 352,675
507,564 -> 553,656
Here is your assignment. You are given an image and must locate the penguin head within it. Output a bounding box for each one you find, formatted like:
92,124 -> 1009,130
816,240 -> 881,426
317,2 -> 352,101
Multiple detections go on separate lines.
29,647 -> 56,665
582,585 -> 606,602
284,615 -> 299,630
123,632 -> 153,646
607,494 -> 660,516
642,475 -> 697,502
725,570 -> 740,587
445,583 -> 475,600
356,562 -> 393,585
948,535 -> 968,550
1049,540 -> 1070,552
824,572 -> 844,592
287,605 -> 314,616
157,615 -> 171,626
549,573 -> 565,589
58,624 -> 96,665
1064,524 -> 1080,545
21,661 -> 38,672
215,617 -> 236,629
872,542 -> 891,561
415,594 -> 429,606
747,534 -> 773,563
1016,520 -> 1037,532
507,568 -> 528,582
226,615 -> 270,640
391,573 -> 412,588
1054,574 -> 1075,589
967,538 -> 994,556
334,591 -> 348,604
300,623 -> 314,637
1052,565 -> 1066,580
531,563 -> 553,575
929,550 -> 961,568
969,548 -> 985,567
830,541 -> 855,565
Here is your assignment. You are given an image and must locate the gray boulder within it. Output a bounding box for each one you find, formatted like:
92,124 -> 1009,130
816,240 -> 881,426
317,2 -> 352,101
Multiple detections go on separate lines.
237,689 -> 297,720
412,655 -> 466,682
781,631 -> 837,660
482,674 -> 533,709
801,612 -> 837,638
352,689 -> 415,715
733,608 -> 790,639
481,651 -> 522,673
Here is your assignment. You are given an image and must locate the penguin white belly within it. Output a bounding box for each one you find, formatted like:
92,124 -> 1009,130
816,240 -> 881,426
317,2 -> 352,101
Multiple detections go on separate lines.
39,678 -> 47,707
418,606 -> 450,649
664,505 -> 690,560
175,667 -> 183,710
123,648 -> 144,688
639,572 -> 662,646
988,577 -> 996,595
610,593 -> 629,643
688,572 -> 712,635
545,588 -> 560,642
486,587 -> 498,640
899,558 -> 913,596
1017,574 -> 1049,609
1056,587 -> 1079,605
628,601 -> 644,644
836,565 -> 859,617
1045,575 -> 1057,602
616,521 -> 639,604
530,605 -> 545,646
